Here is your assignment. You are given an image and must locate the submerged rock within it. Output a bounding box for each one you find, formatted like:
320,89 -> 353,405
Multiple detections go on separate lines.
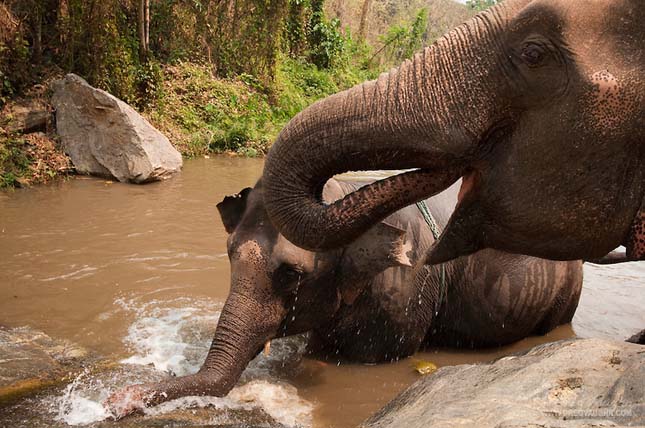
51,74 -> 182,183
0,326 -> 88,405
361,338 -> 645,428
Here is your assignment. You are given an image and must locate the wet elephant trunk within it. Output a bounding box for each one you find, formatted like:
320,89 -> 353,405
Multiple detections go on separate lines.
263,4 -> 515,253
141,291 -> 279,407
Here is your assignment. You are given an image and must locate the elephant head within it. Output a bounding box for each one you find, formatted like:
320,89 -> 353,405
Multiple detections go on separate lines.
105,180 -> 414,417
261,0 -> 645,263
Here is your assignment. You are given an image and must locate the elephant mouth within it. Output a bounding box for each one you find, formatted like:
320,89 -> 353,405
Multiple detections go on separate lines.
454,122 -> 514,201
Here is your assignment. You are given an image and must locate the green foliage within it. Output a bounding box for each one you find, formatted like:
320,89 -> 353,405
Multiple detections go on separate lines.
0,0 -> 474,169
285,0 -> 310,57
134,61 -> 163,109
0,0 -> 374,106
377,8 -> 428,67
0,136 -> 30,188
56,1 -> 137,101
466,0 -> 499,11
147,55 -> 370,158
307,0 -> 345,69
0,26 -> 30,106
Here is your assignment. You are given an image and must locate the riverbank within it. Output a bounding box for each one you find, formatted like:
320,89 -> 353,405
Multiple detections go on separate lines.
0,74 -> 71,188
0,0 -> 477,190
0,58 -> 372,189
147,58 -> 372,158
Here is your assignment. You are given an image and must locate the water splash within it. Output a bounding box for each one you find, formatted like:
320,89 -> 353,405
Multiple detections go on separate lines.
230,380 -> 313,427
47,297 -> 312,427
55,370 -> 113,425
120,303 -> 220,375
146,380 -> 313,428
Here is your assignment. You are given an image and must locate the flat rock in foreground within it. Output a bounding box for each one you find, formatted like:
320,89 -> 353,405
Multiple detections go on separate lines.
362,338 -> 644,428
0,326 -> 88,404
52,74 -> 182,183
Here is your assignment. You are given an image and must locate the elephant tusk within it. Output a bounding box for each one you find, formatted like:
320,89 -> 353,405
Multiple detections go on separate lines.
263,340 -> 271,356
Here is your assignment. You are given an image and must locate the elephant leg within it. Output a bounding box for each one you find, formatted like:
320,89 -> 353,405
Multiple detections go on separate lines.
625,207 -> 645,260
305,330 -> 334,357
534,276 -> 582,335
590,203 -> 645,264
554,282 -> 583,326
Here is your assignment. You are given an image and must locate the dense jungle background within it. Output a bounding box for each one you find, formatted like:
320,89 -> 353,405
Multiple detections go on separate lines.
0,0 -> 497,188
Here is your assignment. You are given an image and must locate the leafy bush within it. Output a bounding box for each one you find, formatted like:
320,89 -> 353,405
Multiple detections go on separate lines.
0,136 -> 30,188
145,55 -> 370,159
0,6 -> 30,106
135,60 -> 163,109
466,0 -> 499,11
376,8 -> 428,67
307,0 -> 346,69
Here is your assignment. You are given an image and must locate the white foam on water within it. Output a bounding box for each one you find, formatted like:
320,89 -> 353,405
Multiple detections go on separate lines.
146,380 -> 313,428
230,380 -> 313,427
116,296 -> 221,376
120,305 -> 219,375
59,397 -> 110,425
55,370 -> 113,425
49,297 -> 313,427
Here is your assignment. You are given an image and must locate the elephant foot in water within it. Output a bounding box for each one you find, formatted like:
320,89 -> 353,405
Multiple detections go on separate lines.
104,373 -> 228,419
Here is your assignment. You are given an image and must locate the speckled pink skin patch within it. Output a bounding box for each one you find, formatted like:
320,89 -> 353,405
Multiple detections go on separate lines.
587,70 -> 638,135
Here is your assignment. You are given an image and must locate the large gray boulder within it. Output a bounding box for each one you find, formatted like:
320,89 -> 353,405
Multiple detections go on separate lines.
362,338 -> 644,428
51,74 -> 182,183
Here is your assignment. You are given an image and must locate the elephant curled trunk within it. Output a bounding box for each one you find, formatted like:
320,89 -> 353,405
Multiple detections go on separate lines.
263,4 -> 513,260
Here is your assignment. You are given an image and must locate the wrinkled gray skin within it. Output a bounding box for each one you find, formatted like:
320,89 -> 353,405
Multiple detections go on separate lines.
261,0 -> 645,265
105,179 -> 582,416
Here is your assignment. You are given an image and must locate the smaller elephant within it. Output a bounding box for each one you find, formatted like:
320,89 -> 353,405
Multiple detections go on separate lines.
106,179 -> 582,416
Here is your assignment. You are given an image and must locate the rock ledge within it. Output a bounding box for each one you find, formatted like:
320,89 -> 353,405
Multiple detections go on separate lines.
361,338 -> 644,428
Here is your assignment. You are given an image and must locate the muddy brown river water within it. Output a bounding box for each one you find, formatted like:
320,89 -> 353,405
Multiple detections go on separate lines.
1,157 -> 644,428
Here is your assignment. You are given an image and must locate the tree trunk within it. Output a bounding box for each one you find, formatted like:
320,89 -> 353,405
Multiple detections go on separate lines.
138,0 -> 149,61
33,7 -> 43,64
358,0 -> 372,40
144,0 -> 149,51
329,0 -> 344,21
57,0 -> 68,50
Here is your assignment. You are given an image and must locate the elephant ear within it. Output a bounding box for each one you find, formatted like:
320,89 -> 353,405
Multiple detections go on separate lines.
339,222 -> 412,305
217,187 -> 252,234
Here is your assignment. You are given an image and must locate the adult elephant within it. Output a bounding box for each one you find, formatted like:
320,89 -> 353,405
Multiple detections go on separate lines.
106,179 -> 582,417
261,0 -> 645,265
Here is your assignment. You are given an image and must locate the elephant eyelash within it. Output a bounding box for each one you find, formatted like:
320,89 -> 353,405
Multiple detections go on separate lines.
520,42 -> 547,67
284,268 -> 303,280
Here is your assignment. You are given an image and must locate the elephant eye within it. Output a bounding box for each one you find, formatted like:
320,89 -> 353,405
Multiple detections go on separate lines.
521,42 -> 546,67
273,264 -> 304,293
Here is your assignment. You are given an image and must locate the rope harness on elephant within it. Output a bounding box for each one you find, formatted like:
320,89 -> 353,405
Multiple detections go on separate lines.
415,200 -> 447,316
